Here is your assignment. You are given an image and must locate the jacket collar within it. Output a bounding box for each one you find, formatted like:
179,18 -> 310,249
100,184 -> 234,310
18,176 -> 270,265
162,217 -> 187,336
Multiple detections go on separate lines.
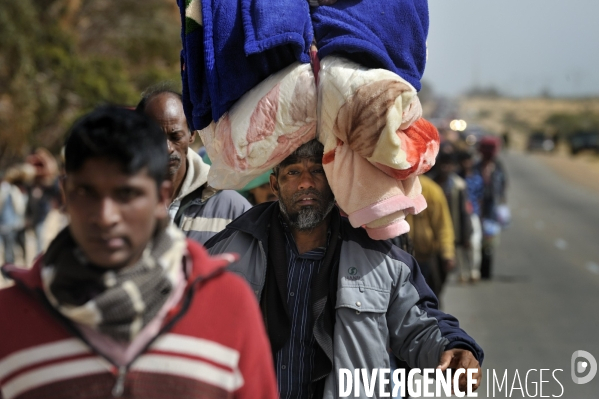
1,259 -> 44,292
226,201 -> 345,249
173,149 -> 210,203
226,201 -> 279,244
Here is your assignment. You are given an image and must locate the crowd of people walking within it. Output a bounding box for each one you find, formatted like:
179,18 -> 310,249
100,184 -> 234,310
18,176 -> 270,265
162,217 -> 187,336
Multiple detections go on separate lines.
408,132 -> 509,302
0,149 -> 62,266
0,91 -> 493,398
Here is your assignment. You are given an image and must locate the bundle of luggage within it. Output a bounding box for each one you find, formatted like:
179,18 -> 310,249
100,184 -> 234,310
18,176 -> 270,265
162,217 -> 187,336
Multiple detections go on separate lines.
179,0 -> 440,239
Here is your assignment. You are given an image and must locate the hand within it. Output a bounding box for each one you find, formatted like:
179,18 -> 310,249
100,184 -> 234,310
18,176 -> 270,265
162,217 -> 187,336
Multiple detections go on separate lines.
437,348 -> 482,394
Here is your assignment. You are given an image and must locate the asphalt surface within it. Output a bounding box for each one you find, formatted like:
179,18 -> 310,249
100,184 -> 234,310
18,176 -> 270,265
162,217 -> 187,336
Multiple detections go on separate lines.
442,150 -> 599,398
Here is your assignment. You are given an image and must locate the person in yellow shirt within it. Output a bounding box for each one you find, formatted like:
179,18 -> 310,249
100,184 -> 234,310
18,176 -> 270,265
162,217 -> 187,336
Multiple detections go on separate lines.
406,175 -> 455,302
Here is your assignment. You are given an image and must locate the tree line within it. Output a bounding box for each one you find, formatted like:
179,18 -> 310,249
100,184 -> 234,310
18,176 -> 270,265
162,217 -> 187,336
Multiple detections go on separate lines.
0,0 -> 181,169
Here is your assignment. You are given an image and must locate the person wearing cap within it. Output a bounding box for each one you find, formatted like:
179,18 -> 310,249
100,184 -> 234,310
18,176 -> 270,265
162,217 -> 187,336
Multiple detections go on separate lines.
238,172 -> 277,205
136,85 -> 251,244
205,139 -> 484,398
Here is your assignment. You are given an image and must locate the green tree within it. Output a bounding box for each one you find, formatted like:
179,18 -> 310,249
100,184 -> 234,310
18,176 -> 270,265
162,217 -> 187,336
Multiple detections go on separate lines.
0,0 -> 181,169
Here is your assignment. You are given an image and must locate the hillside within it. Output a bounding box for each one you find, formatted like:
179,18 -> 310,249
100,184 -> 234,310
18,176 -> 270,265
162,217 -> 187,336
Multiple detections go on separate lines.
457,97 -> 599,148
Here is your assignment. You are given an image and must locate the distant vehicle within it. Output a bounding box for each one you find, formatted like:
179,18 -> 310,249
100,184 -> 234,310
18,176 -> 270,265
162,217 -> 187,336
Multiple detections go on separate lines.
568,131 -> 599,155
527,132 -> 555,152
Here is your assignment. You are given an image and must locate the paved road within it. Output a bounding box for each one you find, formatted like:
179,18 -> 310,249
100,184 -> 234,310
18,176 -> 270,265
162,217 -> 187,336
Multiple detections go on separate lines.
442,150 -> 599,398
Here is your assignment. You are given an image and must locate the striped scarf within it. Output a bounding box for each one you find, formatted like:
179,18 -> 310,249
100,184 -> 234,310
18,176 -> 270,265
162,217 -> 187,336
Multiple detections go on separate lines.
41,224 -> 186,342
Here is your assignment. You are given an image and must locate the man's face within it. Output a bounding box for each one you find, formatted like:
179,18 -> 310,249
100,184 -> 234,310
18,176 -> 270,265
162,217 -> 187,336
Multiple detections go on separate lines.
143,94 -> 195,181
64,158 -> 170,269
270,158 -> 335,230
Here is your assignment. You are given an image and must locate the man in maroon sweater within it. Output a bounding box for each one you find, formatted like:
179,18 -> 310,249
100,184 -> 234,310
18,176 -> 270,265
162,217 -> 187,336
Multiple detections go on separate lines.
0,106 -> 277,399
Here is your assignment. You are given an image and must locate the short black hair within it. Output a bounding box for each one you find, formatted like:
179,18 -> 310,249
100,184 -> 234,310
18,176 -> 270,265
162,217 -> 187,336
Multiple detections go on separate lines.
64,105 -> 169,185
273,139 -> 324,176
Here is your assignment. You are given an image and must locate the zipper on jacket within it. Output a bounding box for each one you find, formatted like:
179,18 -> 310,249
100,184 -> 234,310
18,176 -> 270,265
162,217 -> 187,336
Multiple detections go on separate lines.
112,366 -> 127,397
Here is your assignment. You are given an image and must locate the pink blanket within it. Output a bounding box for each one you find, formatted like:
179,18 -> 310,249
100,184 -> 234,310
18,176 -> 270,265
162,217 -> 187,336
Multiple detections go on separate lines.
322,134 -> 427,240
317,56 -> 441,180
199,63 -> 317,189
200,55 -> 440,240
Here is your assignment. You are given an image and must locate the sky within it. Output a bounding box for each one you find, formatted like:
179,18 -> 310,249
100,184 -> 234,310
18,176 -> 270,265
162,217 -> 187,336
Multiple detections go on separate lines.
424,0 -> 599,98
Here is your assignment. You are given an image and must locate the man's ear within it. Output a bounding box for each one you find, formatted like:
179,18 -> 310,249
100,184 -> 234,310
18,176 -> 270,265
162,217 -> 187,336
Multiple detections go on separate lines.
189,129 -> 196,144
269,173 -> 280,199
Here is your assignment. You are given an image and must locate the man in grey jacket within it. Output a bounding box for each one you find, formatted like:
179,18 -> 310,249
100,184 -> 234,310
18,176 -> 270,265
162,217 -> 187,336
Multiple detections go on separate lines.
205,139 -> 483,399
136,86 -> 251,244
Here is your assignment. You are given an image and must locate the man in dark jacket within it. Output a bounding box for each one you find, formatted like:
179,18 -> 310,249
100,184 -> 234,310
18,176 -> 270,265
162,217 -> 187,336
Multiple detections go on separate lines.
205,139 -> 484,399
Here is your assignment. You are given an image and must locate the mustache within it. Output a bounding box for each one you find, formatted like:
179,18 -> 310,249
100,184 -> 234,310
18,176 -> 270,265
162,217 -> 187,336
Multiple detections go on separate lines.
169,154 -> 181,162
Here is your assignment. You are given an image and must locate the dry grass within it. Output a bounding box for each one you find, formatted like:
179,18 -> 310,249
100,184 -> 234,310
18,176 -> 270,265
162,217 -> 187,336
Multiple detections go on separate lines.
459,97 -> 599,147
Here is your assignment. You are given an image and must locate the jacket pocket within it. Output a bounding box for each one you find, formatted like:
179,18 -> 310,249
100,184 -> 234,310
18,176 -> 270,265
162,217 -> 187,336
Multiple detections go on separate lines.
333,285 -> 391,387
336,284 -> 389,314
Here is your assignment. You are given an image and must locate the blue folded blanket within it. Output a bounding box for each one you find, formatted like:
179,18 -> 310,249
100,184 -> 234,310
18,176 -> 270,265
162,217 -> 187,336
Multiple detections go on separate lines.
180,0 -> 313,130
180,0 -> 429,129
311,0 -> 429,91
180,0 -> 212,130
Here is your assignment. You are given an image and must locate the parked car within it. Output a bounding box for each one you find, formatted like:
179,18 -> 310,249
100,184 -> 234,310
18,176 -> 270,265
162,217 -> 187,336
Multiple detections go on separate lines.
568,131 -> 599,155
527,132 -> 555,152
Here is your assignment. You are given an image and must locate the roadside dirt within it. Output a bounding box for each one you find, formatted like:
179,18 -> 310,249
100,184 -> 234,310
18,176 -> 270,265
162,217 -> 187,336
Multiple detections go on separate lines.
528,147 -> 599,194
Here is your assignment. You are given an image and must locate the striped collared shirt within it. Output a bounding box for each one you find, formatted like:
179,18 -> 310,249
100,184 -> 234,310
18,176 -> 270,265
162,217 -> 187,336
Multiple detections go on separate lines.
275,223 -> 326,399
170,189 -> 251,244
